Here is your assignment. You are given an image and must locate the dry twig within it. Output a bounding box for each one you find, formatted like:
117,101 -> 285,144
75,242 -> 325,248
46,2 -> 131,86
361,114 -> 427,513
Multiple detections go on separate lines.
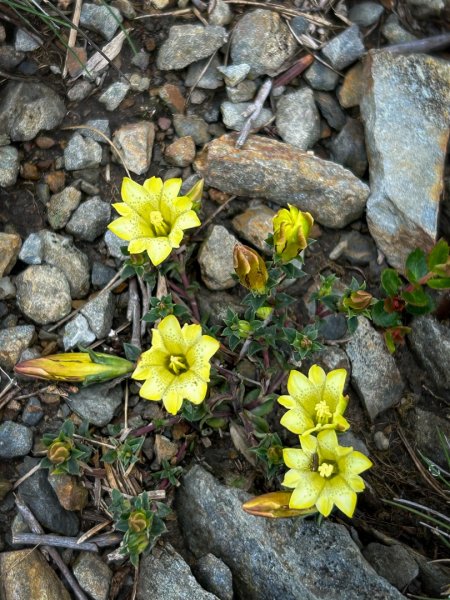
236,78 -> 273,148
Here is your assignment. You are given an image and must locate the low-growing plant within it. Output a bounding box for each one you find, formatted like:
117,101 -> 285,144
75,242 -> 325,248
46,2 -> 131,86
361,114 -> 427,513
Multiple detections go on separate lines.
41,420 -> 92,476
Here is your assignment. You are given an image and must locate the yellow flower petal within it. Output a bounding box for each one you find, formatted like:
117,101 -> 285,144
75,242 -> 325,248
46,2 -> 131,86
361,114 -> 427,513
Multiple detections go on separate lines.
112,202 -> 132,217
277,395 -> 297,409
145,237 -> 173,266
323,369 -> 347,409
176,371 -> 208,404
162,178 -> 182,203
139,367 -> 174,401
299,433 -> 318,455
162,388 -> 184,415
121,177 -> 159,218
342,474 -> 366,493
186,335 -> 220,367
158,315 -> 185,355
128,237 -> 154,254
143,176 -> 163,206
282,469 -> 302,488
173,210 -> 201,231
280,408 -> 314,436
308,364 -> 326,387
108,213 -> 153,241
283,448 -> 310,471
181,323 -> 202,348
287,370 -> 319,411
316,430 -> 339,461
315,485 -> 335,517
326,476 -> 357,518
339,451 -> 373,476
289,472 -> 324,509
168,227 -> 184,248
150,329 -> 166,351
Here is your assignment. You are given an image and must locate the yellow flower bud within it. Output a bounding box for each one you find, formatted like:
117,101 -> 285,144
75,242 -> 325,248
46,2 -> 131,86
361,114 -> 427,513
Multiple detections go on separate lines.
128,510 -> 150,533
128,531 -> 150,555
48,441 -> 72,465
342,290 -> 373,311
233,244 -> 268,294
255,306 -> 273,320
273,204 -> 314,263
237,320 -> 252,338
185,179 -> 204,212
242,491 -> 317,518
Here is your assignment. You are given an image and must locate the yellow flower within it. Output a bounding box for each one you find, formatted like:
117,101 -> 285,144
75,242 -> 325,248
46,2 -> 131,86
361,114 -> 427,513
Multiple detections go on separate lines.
108,177 -> 202,266
233,244 -> 268,294
282,430 -> 372,518
273,204 -> 314,263
132,315 -> 220,415
14,351 -> 134,386
278,365 -> 349,436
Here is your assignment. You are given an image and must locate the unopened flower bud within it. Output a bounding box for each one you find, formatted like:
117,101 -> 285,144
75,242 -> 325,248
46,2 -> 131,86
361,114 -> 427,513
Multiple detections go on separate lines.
48,441 -> 71,465
342,290 -> 373,311
273,205 -> 314,263
128,531 -> 150,554
185,179 -> 204,212
233,244 -> 268,294
128,510 -> 150,533
237,320 -> 252,338
242,491 -> 317,518
256,306 -> 273,320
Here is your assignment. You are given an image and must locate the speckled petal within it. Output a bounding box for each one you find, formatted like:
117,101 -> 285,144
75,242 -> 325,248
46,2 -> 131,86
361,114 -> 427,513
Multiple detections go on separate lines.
173,210 -> 201,231
283,448 -> 310,471
339,451 -> 373,476
316,430 -> 340,461
157,315 -> 185,355
322,476 -> 357,518
128,237 -> 154,254
289,472 -> 324,510
108,214 -> 152,241
145,237 -> 173,266
168,227 -> 184,248
176,371 -> 208,404
323,369 -> 347,410
287,370 -> 319,414
162,388 -> 184,415
143,176 -> 163,207
282,468 -> 302,488
139,366 -> 174,401
181,323 -> 202,349
186,335 -> 220,368
122,177 -> 159,218
280,408 -> 314,436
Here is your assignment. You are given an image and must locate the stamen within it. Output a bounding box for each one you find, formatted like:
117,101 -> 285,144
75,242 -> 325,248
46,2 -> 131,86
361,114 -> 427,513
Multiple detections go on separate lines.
318,462 -> 334,478
315,400 -> 332,423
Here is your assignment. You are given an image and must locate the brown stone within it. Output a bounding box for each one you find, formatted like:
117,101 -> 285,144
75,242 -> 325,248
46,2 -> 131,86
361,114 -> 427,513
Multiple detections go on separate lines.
0,550 -> 71,600
35,136 -> 56,149
66,46 -> 87,78
48,473 -> 89,511
337,62 -> 366,108
195,134 -> 369,229
113,122 -> 155,176
154,434 -> 178,465
20,162 -> 40,180
165,136 -> 196,167
0,232 -> 21,277
45,170 -> 66,193
208,188 -> 231,205
232,204 -> 275,254
158,83 -> 185,114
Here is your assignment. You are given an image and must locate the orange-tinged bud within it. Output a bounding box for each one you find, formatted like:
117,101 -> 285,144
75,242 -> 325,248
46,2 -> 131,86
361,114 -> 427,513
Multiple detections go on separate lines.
242,491 -> 317,518
128,509 -> 150,533
48,441 -> 72,465
273,204 -> 314,263
342,290 -> 373,311
233,244 -> 268,294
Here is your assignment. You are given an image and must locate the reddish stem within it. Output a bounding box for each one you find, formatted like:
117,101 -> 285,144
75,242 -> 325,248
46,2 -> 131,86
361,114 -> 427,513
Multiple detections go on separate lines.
130,416 -> 180,437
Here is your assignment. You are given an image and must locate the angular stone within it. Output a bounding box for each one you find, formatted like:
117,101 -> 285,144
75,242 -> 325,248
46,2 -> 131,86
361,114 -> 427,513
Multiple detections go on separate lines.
47,186 -> 82,230
195,134 -> 369,228
345,318 -> 404,420
363,543 -> 418,590
63,314 -> 95,351
80,290 -> 115,338
66,197 -> 111,241
195,553 -> 233,600
154,434 -> 178,464
22,396 -> 44,427
0,276 -> 15,300
230,9 -> 296,77
226,81 -> 256,103
98,81 -> 130,111
381,15 -> 417,45
16,265 -> 71,324
221,101 -> 272,132
92,262 -> 116,288
0,82 -> 65,142
361,52 -> 450,272
217,64 -> 250,87
165,136 -> 196,167
18,233 -> 41,265
73,552 -> 112,600
79,3 -> 123,40
0,325 -> 35,370
81,118 -> 111,143
177,466 -> 405,600
185,56 -> 223,90
15,29 -> 43,51
232,204 -> 275,254
113,122 -> 155,175
349,2 -> 384,27
304,61 -> 340,91
0,232 -> 21,276
209,0 -> 232,26
338,62 -> 366,108
0,145 -> 20,187
158,83 -> 185,114
173,114 -> 210,146
0,421 -> 33,458
104,229 -> 127,259
64,133 -> 102,171
0,550 -> 71,600
48,473 -> 88,511
322,25 -> 365,71
410,408 -> 450,466
197,225 -> 238,290
276,88 -> 321,150
330,118 -> 367,178
409,315 -> 450,391
157,24 -> 228,70
66,383 -> 123,427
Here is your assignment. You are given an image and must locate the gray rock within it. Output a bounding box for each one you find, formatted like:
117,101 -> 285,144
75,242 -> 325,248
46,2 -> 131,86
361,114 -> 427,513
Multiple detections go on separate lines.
112,122 -> 155,175
339,230 -> 377,265
0,277 -> 16,300
98,81 -> 130,111
322,25 -> 365,71
92,262 -> 116,288
381,15 -> 417,45
0,146 -> 20,187
67,80 -> 94,102
22,396 -> 44,427
138,544 -> 218,600
0,82 -> 65,142
81,119 -> 111,143
177,466 -> 405,600
47,186 -> 82,230
226,80 -> 256,103
198,225 -> 238,290
104,229 -> 127,259
318,314 -> 348,341
411,408 -> 450,466
18,457 -> 79,535
0,325 -> 35,370
66,383 -> 123,427
216,64 -> 250,87
18,232 -> 44,265
185,56 -> 223,90
63,314 -> 96,351
221,101 -> 272,132
66,197 -> 111,241
195,554 -> 234,600
291,16 -> 310,35
303,60 -> 340,91
79,3 -> 123,40
363,543 -> 418,590
230,9 -> 296,77
345,318 -> 404,420
197,289 -> 244,327
361,52 -> 450,272
374,431 -> 390,451
131,49 -> 150,70
316,346 -> 351,376
73,552 -> 112,600
409,315 -> 450,391
157,24 -> 228,71
0,233 -> 21,277
173,114 -> 211,145
314,92 -> 346,130
64,133 -> 102,171
276,88 -> 320,150
405,0 -> 447,18
339,430 -> 369,456
0,45 -> 24,70
330,118 -> 367,178
15,29 -> 42,51
0,421 -> 33,458
0,550 -> 71,600
195,134 -> 370,229
349,2 -> 384,27
40,230 -> 90,298
16,265 -> 71,324
80,291 -> 115,338
231,203 -> 275,254
209,0 -> 232,26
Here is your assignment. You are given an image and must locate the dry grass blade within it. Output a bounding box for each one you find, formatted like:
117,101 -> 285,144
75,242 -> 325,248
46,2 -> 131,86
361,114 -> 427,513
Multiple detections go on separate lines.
71,30 -> 128,79
223,0 -> 334,26
62,0 -> 82,78
77,520 -> 112,545
230,421 -> 257,466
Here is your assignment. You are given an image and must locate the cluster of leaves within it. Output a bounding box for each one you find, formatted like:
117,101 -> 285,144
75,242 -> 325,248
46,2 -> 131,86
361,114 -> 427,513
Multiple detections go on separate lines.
110,489 -> 170,567
103,424 -> 145,471
41,420 -> 91,476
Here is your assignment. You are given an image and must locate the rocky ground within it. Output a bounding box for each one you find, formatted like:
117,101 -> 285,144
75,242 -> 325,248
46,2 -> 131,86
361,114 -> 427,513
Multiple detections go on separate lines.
0,0 -> 449,598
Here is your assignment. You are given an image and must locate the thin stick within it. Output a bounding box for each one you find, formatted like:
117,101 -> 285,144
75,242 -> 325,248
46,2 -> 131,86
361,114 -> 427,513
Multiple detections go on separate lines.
273,53 -> 314,88
224,0 -> 333,24
236,78 -> 272,148
238,311 -> 273,362
134,8 -> 192,18
186,50 -> 217,105
196,195 -> 236,234
63,0 -> 82,78
13,533 -> 98,552
192,5 -> 208,25
12,463 -> 41,490
129,278 -> 141,350
124,380 -> 129,431
15,495 -> 88,600
384,33 -> 450,55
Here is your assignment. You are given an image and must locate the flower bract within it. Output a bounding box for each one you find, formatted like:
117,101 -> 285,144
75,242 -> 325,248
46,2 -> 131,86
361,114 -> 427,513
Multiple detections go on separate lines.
233,243 -> 268,294
278,365 -> 350,436
132,315 -> 220,415
273,204 -> 314,263
108,177 -> 201,266
282,430 -> 372,518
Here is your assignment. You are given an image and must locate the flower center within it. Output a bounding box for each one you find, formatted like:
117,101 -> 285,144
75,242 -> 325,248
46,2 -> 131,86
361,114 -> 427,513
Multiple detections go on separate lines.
149,211 -> 170,236
168,355 -> 188,375
315,400 -> 332,424
318,462 -> 335,478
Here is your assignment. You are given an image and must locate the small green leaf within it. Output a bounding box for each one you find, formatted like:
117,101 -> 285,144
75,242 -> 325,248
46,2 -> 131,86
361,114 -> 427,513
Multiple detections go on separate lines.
402,287 -> 430,307
347,316 -> 358,335
384,330 -> 396,354
426,277 -> 450,289
381,269 -> 402,296
427,239 -> 449,271
123,343 -> 141,362
371,301 -> 401,327
405,248 -> 428,283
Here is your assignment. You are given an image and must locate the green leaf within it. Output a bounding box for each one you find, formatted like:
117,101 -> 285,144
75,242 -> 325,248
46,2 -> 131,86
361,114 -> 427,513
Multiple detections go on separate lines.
405,248 -> 428,283
426,277 -> 450,289
347,316 -> 359,335
381,269 -> 402,296
402,287 -> 430,307
384,330 -> 396,354
427,239 -> 449,271
251,398 -> 275,417
123,343 -> 141,362
371,301 -> 401,327
61,420 -> 75,438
